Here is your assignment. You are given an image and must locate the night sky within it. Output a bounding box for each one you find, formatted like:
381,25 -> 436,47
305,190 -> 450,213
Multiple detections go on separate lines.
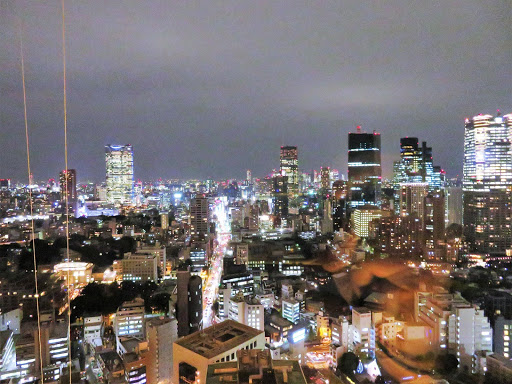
1,1 -> 511,183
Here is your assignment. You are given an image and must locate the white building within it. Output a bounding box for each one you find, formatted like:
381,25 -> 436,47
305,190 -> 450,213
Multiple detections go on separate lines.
449,306 -> 492,371
373,312 -> 398,348
227,295 -> 264,331
54,262 -> 94,286
218,286 -> 233,320
282,298 -> 300,324
0,309 -> 21,335
352,307 -> 375,356
114,298 -> 145,344
255,293 -> 274,310
418,293 -> 492,371
418,293 -> 468,349
331,316 -> 353,352
84,315 -> 103,347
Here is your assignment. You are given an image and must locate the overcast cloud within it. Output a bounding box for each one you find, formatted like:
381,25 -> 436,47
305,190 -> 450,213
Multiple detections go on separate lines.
1,1 -> 511,182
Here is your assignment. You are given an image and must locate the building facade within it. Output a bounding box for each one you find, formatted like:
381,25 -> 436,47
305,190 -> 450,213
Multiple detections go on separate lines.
348,129 -> 381,209
280,146 -> 299,198
105,144 -> 134,206
463,113 -> 512,255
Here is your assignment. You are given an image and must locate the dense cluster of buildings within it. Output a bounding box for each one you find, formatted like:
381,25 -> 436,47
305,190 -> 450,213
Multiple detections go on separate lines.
1,112 -> 512,383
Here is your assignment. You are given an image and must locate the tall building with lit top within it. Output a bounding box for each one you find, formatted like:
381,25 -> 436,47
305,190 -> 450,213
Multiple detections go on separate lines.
463,113 -> 512,255
105,144 -> 134,205
348,127 -> 381,208
280,146 -> 299,197
393,138 -> 444,210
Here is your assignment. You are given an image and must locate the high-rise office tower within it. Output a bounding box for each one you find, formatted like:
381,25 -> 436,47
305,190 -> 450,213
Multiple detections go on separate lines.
348,127 -> 381,208
272,175 -> 288,217
320,167 -> 331,191
280,146 -> 299,198
425,189 -> 445,248
463,113 -> 512,255
176,269 -> 203,337
59,169 -> 77,207
396,138 -> 422,184
393,138 -> 441,188
105,144 -> 134,205
189,196 -> 209,236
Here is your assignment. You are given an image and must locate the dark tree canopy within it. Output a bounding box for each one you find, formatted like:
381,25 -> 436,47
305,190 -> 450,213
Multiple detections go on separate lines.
435,353 -> 458,375
337,352 -> 359,378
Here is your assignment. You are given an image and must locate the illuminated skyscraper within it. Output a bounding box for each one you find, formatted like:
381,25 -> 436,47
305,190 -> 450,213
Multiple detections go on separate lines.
280,146 -> 298,197
59,169 -> 77,206
393,138 -> 441,188
105,144 -> 134,205
463,112 -> 512,255
348,127 -> 381,208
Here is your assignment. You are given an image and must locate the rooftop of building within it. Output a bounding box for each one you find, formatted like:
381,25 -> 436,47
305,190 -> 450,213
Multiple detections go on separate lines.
119,337 -> 143,353
206,349 -> 306,384
268,313 -> 294,329
428,293 -> 469,311
117,297 -> 145,310
281,297 -> 299,304
146,317 -> 176,327
352,306 -> 371,314
231,294 -> 262,305
174,319 -> 263,359
122,350 -> 146,366
98,350 -> 124,373
364,292 -> 388,306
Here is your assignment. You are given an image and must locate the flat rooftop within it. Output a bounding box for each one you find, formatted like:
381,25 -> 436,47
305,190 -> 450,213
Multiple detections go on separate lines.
206,350 -> 306,384
120,337 -> 142,352
175,319 -> 263,359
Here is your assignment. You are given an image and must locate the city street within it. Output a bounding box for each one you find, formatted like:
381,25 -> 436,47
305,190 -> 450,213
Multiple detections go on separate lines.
202,199 -> 230,328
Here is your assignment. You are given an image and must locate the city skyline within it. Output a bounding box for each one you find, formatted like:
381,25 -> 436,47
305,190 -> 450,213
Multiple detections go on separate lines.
1,1 -> 511,182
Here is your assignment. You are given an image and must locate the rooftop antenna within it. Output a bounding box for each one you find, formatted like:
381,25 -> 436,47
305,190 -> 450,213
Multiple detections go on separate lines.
356,125 -> 362,133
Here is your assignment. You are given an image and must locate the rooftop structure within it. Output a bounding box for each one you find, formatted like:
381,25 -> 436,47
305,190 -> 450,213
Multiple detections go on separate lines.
206,349 -> 307,384
174,320 -> 262,360
173,320 -> 265,384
